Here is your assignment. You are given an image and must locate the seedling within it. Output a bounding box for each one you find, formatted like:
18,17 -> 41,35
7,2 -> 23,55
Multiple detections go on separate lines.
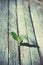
11,32 -> 27,46
11,32 -> 27,65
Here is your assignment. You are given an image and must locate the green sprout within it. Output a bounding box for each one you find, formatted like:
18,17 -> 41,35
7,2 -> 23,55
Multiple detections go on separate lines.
11,32 -> 27,46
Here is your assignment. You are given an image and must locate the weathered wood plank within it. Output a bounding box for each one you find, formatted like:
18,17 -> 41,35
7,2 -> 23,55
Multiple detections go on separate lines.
23,1 -> 36,45
30,0 -> 43,64
30,48 -> 41,65
23,0 -> 41,65
17,0 -> 31,65
20,46 -> 31,65
30,0 -> 43,48
0,0 -> 8,65
17,0 -> 27,42
9,0 -> 19,65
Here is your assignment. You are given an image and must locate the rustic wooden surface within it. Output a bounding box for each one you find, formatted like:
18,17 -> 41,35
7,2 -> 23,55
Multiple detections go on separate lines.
30,0 -> 43,64
9,0 -> 19,65
0,0 -> 8,65
17,1 -> 31,65
0,0 -> 43,65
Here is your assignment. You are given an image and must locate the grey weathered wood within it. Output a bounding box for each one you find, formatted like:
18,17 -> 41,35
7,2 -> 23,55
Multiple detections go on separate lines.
30,0 -> 43,64
30,48 -> 41,65
9,0 -> 19,65
23,0 -> 41,65
23,1 -> 36,45
17,0 -> 27,42
0,0 -> 42,65
0,0 -> 8,65
17,0 -> 31,65
20,46 -> 31,65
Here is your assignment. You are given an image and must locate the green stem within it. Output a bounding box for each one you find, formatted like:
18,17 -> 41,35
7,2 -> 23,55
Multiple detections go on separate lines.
18,42 -> 20,46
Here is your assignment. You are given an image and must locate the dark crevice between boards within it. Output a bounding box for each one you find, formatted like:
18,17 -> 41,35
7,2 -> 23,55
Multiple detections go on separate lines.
8,0 -> 9,65
28,2 -> 42,65
15,0 -> 21,65
20,43 -> 39,48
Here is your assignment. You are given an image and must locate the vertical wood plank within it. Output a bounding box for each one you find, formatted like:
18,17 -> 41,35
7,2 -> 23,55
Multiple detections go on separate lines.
29,0 -> 41,65
9,0 -> 19,65
0,0 -> 8,65
30,0 -> 43,65
30,0 -> 43,52
23,0 -> 41,65
23,1 -> 41,65
23,0 -> 36,45
20,46 -> 31,65
17,0 -> 31,65
30,48 -> 41,65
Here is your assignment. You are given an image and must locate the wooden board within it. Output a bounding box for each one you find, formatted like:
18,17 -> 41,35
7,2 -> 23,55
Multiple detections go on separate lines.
17,0 -> 27,42
0,0 -> 8,65
9,0 -> 19,65
17,0 -> 31,65
20,46 -> 31,65
30,48 -> 41,65
23,1 -> 41,65
23,1 -> 36,45
30,0 -> 43,64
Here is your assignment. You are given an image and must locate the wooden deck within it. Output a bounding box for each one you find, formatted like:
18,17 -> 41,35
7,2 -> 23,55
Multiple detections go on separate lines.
0,0 -> 43,65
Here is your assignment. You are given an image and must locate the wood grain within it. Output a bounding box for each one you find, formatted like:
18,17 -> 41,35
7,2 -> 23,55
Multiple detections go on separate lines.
0,0 -> 8,65
9,0 -> 19,65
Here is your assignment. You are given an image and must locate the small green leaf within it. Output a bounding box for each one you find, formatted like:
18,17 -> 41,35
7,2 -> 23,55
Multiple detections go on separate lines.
11,32 -> 18,41
11,32 -> 27,46
19,34 -> 27,42
18,35 -> 27,42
